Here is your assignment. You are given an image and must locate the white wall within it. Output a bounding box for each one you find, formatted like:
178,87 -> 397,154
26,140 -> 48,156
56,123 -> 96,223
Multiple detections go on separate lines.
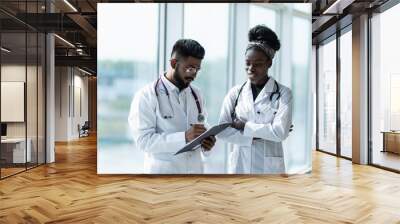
55,67 -> 89,141
55,67 -> 67,141
72,73 -> 89,138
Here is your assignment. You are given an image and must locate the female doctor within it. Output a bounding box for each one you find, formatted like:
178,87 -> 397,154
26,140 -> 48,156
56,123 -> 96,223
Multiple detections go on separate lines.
218,25 -> 293,174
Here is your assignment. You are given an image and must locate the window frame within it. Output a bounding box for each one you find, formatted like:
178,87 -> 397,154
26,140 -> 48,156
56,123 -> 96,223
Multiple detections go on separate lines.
315,24 -> 353,161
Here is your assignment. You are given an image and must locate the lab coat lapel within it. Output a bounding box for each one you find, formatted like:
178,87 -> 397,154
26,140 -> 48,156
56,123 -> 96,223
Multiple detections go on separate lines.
240,81 -> 255,119
254,77 -> 275,105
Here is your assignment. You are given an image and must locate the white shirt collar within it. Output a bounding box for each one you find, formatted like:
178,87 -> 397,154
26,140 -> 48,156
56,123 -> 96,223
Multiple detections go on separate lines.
161,73 -> 179,93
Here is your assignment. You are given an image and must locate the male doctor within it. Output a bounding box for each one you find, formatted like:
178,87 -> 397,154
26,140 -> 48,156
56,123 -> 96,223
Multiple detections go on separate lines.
128,39 -> 216,174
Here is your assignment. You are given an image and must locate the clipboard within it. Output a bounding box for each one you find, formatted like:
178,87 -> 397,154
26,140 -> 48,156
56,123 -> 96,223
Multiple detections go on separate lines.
175,123 -> 231,155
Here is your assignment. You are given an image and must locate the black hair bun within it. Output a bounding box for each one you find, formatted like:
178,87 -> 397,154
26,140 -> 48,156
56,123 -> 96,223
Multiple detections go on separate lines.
248,25 -> 281,51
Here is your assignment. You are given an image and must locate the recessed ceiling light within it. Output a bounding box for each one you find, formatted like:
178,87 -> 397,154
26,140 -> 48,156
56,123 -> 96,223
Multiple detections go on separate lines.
63,0 -> 78,12
323,0 -> 343,14
78,67 -> 93,76
54,34 -> 75,48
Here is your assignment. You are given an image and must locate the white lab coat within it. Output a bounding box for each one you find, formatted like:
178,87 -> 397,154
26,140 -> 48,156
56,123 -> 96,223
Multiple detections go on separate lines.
128,75 -> 208,174
218,77 -> 293,174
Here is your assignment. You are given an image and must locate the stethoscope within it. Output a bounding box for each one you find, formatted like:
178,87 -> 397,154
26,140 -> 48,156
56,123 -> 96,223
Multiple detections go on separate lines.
154,76 -> 205,123
231,79 -> 281,121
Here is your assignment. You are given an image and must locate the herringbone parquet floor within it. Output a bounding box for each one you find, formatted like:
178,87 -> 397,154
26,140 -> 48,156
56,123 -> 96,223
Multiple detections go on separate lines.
1,134 -> 400,223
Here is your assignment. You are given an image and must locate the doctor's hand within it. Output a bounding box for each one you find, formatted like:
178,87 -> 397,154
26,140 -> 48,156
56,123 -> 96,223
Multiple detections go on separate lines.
185,124 -> 206,143
231,118 -> 246,131
201,135 -> 216,151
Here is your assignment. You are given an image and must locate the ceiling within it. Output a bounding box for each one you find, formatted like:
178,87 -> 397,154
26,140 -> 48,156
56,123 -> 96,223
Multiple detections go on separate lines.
311,0 -> 390,44
0,0 -> 395,74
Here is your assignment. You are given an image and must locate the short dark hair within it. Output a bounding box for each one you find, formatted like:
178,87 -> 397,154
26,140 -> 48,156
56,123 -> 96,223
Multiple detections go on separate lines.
248,25 -> 281,51
171,39 -> 205,60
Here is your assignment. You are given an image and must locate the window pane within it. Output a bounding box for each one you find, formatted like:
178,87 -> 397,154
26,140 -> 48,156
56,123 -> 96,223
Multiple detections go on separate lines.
98,4 -> 159,173
184,3 -> 229,173
293,3 -> 311,14
371,4 -> 400,171
1,31 -> 28,177
27,31 -> 38,169
286,16 -> 312,173
340,30 -> 352,158
318,38 -> 337,155
249,5 -> 276,32
38,32 -> 46,165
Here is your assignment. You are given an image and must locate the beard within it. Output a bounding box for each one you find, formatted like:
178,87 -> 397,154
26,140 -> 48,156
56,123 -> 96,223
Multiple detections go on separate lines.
173,66 -> 190,90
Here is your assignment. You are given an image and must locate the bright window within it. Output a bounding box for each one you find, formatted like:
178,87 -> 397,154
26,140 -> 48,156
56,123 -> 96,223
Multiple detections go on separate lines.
371,3 -> 400,171
318,38 -> 337,155
286,16 -> 312,172
340,30 -> 352,158
97,4 -> 159,173
184,3 -> 229,173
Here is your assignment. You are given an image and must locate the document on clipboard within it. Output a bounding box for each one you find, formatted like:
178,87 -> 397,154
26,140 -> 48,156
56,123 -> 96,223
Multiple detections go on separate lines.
175,123 -> 231,155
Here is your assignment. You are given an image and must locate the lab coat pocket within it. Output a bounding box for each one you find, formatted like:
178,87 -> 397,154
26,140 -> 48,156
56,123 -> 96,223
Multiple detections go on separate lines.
263,156 -> 285,174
